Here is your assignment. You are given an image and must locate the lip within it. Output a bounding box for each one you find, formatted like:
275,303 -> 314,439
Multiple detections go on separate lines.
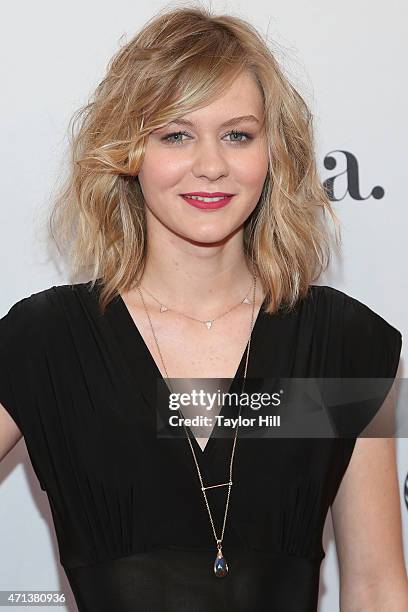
181,194 -> 234,210
182,192 -> 234,197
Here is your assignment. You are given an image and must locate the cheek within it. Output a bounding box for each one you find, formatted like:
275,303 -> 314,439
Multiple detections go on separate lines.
138,153 -> 186,192
234,163 -> 268,193
232,146 -> 269,187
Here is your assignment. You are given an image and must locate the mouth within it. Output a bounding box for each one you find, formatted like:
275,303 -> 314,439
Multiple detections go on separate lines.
180,192 -> 235,210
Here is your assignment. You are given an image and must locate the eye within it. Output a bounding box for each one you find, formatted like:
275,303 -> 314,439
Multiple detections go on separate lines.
160,129 -> 253,145
224,130 -> 252,144
161,131 -> 190,145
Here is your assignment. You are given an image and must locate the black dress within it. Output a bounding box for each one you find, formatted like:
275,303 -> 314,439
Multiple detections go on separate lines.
0,282 -> 402,612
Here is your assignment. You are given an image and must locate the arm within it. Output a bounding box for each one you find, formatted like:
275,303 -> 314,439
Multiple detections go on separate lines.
331,436 -> 408,611
0,402 -> 23,462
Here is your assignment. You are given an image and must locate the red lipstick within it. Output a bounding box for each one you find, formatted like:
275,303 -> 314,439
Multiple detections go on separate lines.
181,192 -> 235,210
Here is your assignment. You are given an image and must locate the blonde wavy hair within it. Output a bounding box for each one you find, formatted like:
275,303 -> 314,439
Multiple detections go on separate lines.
48,3 -> 340,315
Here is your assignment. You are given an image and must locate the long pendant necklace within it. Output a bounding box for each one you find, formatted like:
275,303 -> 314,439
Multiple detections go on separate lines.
136,272 -> 257,577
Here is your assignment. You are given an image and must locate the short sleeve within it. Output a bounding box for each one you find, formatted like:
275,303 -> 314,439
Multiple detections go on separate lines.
335,294 -> 403,437
342,295 -> 402,379
0,298 -> 33,432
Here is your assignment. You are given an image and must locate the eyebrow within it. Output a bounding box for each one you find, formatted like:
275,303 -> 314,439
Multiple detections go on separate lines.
166,115 -> 260,129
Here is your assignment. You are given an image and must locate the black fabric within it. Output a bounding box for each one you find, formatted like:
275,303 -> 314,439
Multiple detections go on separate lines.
0,282 -> 402,611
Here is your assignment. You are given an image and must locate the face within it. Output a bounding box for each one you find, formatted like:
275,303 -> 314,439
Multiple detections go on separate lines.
137,71 -> 269,245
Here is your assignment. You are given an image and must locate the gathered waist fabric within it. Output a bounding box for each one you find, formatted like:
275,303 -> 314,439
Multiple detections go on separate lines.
64,546 -> 322,612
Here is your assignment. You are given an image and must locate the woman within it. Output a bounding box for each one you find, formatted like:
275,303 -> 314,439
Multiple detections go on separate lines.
0,6 -> 407,611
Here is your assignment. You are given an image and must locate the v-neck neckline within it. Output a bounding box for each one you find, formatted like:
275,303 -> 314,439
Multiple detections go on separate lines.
114,289 -> 268,458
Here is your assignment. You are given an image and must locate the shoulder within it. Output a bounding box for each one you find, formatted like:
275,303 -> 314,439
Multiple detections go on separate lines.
1,283 -> 75,318
309,284 -> 402,377
0,282 -> 94,345
1,282 -> 96,313
309,284 -> 401,336
0,283 -> 97,434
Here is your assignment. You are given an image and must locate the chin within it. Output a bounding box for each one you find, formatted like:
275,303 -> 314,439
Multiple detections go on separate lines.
175,224 -> 241,246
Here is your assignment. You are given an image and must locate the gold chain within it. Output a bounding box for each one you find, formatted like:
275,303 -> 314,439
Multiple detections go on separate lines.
136,273 -> 257,550
139,280 -> 254,329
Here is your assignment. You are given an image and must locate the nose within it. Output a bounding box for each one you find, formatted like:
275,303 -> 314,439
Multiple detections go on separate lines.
190,137 -> 229,180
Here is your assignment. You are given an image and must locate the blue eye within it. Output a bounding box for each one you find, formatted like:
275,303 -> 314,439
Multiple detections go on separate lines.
160,130 -> 253,145
161,131 -> 190,144
226,130 -> 251,143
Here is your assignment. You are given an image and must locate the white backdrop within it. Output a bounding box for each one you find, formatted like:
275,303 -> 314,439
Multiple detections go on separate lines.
0,1 -> 406,610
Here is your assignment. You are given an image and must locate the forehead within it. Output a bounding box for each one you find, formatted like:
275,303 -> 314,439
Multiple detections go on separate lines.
171,73 -> 264,127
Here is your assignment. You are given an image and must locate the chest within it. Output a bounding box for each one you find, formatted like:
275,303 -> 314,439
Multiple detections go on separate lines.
122,302 -> 258,451
125,303 -> 256,380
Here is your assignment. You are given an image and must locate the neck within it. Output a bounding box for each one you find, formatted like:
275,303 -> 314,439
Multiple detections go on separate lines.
135,225 -> 262,316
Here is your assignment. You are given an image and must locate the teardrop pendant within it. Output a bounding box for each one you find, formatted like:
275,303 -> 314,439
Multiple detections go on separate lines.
205,320 -> 213,330
213,543 -> 228,577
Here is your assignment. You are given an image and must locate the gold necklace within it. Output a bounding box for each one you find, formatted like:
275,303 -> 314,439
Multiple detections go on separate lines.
136,272 -> 258,577
139,279 -> 254,329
